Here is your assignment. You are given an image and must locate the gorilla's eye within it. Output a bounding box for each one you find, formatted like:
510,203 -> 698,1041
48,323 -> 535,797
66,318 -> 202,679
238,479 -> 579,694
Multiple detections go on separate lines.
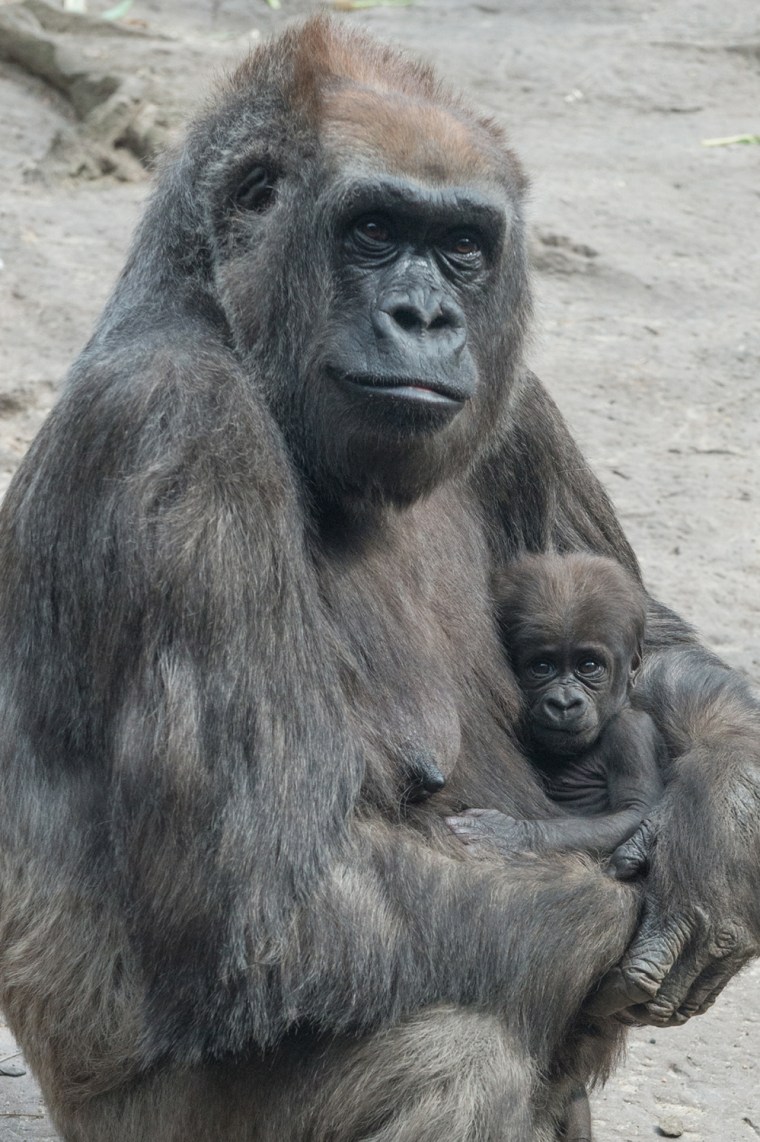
354,216 -> 393,249
234,166 -> 277,212
448,233 -> 481,258
528,660 -> 554,679
576,659 -> 605,678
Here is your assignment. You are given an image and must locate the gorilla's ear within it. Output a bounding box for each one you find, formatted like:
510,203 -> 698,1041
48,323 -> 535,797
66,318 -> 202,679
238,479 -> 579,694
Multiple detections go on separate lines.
629,643 -> 644,686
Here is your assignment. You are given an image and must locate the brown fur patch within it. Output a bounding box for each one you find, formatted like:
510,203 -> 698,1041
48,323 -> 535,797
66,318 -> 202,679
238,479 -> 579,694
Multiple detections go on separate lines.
230,16 -> 523,188
292,17 -> 514,183
288,14 -> 445,110
322,83 -> 503,184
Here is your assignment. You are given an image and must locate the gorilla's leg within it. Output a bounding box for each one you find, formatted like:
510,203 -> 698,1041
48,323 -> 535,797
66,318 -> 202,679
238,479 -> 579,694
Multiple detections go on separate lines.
305,1005 -> 536,1142
558,1086 -> 593,1141
57,1007 -> 537,1142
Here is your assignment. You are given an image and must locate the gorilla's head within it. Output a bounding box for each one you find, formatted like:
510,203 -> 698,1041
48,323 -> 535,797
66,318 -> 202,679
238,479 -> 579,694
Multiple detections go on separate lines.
143,18 -> 531,506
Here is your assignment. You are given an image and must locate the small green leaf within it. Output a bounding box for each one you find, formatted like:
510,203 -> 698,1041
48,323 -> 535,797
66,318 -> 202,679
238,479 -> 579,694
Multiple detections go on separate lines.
702,133 -> 760,147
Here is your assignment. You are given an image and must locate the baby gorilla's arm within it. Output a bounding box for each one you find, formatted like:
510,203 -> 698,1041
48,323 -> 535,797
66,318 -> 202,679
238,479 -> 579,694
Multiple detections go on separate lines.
447,708 -> 664,858
446,805 -> 645,856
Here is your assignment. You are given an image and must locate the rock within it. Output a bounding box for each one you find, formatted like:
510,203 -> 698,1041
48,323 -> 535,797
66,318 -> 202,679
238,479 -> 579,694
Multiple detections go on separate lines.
657,1117 -> 684,1138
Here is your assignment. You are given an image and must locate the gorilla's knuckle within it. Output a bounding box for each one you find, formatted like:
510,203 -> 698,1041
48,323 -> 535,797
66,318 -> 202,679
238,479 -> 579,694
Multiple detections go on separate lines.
677,998 -> 706,1020
694,992 -> 721,1016
665,911 -> 696,947
707,923 -> 743,958
643,1005 -> 678,1027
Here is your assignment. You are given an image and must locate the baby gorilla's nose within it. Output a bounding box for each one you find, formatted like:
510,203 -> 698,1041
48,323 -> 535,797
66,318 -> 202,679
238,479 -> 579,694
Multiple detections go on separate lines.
541,690 -> 586,724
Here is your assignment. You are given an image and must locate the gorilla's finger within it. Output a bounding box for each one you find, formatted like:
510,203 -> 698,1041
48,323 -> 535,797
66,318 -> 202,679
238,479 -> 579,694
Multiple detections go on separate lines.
676,952 -> 749,1019
562,1085 -> 592,1142
445,817 -> 481,843
637,923 -> 750,1025
632,943 -> 713,1025
586,910 -> 694,1016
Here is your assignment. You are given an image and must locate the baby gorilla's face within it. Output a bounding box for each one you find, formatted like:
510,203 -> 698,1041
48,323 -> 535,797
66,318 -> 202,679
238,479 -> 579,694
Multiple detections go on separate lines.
515,638 -> 632,757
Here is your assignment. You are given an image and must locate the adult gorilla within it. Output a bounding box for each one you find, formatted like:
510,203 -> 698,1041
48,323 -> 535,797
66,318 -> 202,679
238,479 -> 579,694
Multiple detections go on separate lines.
0,18 -> 758,1142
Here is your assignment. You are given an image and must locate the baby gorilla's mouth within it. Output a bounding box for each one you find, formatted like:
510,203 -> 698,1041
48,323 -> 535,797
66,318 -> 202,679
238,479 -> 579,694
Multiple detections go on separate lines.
531,721 -> 598,757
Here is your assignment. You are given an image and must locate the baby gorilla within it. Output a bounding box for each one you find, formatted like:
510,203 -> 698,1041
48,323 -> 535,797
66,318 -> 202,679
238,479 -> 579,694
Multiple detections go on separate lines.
448,552 -> 665,859
448,553 -> 665,1142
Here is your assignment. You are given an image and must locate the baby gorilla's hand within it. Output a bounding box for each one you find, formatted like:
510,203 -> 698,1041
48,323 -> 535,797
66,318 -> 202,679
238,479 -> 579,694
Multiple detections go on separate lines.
446,808 -> 534,855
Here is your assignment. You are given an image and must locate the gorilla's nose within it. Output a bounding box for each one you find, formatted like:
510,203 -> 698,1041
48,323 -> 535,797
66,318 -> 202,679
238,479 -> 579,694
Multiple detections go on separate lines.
387,296 -> 464,336
375,293 -> 467,355
541,692 -> 586,724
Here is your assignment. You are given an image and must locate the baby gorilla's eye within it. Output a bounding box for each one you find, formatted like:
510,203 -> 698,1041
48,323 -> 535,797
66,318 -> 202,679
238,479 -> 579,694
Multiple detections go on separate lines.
528,661 -> 554,679
576,659 -> 605,678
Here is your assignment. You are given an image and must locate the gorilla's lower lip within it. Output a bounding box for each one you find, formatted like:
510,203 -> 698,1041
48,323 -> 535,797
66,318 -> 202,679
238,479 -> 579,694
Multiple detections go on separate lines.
535,724 -> 590,735
336,374 -> 467,407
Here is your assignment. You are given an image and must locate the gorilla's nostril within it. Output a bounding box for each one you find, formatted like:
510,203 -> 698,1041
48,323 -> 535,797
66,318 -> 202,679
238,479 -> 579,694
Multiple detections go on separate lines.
391,306 -> 423,332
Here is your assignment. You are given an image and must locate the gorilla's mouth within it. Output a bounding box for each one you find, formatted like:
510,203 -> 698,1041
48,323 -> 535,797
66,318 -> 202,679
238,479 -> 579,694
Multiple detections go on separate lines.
531,722 -> 597,755
535,722 -> 594,736
335,372 -> 469,408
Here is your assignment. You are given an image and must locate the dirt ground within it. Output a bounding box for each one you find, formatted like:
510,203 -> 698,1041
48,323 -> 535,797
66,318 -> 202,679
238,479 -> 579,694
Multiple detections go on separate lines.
0,0 -> 758,1137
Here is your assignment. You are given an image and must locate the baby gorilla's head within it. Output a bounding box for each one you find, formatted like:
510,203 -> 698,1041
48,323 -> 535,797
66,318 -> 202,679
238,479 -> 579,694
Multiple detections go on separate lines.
495,553 -> 646,757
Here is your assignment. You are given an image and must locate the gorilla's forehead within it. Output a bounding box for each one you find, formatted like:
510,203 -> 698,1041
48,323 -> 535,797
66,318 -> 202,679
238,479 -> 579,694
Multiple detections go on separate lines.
321,83 -> 506,186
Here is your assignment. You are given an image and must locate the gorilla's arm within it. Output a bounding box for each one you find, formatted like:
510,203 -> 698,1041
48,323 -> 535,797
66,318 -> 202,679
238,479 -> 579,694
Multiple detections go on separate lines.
477,369 -> 760,1022
594,641 -> 760,1024
282,817 -> 637,1063
447,803 -> 646,857
0,337 -> 361,1062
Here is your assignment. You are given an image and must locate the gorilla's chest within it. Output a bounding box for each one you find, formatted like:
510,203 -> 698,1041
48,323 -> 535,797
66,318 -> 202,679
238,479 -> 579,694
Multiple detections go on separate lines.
542,756 -> 612,815
315,493 -> 511,781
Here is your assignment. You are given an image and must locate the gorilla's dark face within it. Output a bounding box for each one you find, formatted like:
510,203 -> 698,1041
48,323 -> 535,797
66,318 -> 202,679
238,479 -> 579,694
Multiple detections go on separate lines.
308,171 -> 519,503
496,552 -> 647,760
208,89 -> 529,507
514,634 -> 638,757
327,182 -> 502,430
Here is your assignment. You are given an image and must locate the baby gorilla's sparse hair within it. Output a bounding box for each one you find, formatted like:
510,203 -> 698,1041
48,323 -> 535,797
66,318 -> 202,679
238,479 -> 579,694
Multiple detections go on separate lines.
495,551 -> 647,680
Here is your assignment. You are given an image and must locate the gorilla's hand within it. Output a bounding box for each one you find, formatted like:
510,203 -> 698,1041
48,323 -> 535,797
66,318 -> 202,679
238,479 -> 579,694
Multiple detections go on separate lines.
587,748 -> 760,1025
446,809 -> 535,855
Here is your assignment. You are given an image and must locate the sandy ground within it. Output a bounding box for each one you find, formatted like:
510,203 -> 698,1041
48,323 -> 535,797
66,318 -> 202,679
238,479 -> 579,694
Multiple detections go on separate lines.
0,0 -> 758,1137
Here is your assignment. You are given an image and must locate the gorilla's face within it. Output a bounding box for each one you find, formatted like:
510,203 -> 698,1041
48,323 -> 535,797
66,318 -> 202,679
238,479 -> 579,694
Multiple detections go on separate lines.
313,176 -> 507,500
513,622 -> 639,759
328,181 -> 501,421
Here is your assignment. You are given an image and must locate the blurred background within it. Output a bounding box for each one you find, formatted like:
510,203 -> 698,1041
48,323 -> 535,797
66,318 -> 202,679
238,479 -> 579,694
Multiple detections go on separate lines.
0,0 -> 758,1137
